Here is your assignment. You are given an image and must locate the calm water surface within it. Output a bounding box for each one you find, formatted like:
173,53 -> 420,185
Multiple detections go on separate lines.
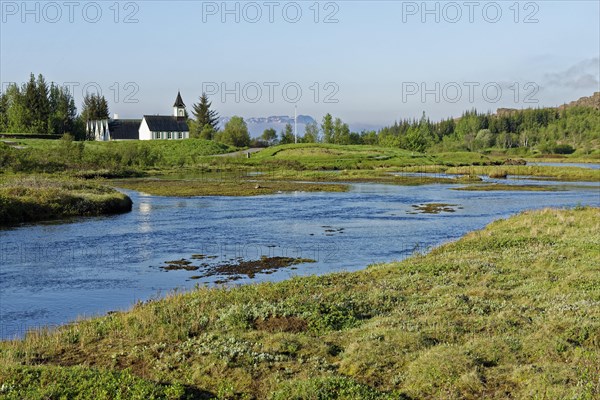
1,180 -> 599,339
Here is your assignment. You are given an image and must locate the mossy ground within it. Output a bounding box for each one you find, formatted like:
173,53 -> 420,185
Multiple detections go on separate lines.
0,175 -> 132,226
113,177 -> 348,197
1,207 -> 598,399
110,169 -> 485,197
452,184 -> 565,192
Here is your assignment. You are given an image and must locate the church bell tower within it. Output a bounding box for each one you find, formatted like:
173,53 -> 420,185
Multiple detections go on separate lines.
173,91 -> 186,118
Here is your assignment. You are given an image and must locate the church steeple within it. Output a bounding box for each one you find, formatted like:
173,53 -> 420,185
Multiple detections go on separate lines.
173,91 -> 186,118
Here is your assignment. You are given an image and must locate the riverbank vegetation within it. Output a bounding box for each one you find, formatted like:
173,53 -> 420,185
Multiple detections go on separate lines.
0,136 -> 233,175
0,207 -> 598,399
443,165 -> 599,181
452,184 -> 564,192
0,175 -> 132,226
2,139 -> 597,200
114,178 -> 348,197
111,168 -> 484,197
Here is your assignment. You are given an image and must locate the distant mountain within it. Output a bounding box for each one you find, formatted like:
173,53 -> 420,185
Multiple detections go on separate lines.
559,92 -> 600,110
497,92 -> 600,116
219,115 -> 317,137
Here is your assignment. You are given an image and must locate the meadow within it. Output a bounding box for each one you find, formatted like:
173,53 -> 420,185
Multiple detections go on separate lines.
2,140 -> 598,205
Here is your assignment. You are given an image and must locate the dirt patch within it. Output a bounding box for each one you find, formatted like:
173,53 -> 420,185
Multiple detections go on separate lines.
160,259 -> 199,271
161,256 -> 316,282
254,316 -> 308,333
408,203 -> 462,214
205,256 -> 316,280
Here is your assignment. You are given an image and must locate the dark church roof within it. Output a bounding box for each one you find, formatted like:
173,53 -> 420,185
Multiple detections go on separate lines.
173,91 -> 186,108
143,115 -> 189,132
108,119 -> 141,140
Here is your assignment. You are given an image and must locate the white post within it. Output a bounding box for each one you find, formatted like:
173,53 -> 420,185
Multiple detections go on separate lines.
294,105 -> 298,144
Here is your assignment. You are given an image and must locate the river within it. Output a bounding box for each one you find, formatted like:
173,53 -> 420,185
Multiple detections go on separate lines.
1,177 -> 599,339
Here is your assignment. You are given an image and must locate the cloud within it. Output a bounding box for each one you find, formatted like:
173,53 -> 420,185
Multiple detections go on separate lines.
543,58 -> 600,90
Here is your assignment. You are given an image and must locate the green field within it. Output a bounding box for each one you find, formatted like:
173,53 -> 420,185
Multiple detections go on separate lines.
0,138 -> 234,174
246,144 -> 493,170
1,207 -> 598,399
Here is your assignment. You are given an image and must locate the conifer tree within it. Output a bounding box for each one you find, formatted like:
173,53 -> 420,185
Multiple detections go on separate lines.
191,93 -> 219,138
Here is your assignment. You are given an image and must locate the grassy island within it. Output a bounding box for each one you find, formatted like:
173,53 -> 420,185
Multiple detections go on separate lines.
0,175 -> 133,226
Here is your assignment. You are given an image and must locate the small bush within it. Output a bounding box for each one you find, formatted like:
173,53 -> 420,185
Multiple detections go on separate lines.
553,144 -> 576,154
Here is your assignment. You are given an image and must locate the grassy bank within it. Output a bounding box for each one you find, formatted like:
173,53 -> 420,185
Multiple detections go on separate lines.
396,164 -> 599,181
0,138 -> 234,175
1,207 -> 598,399
445,165 -> 599,181
110,169 -> 482,197
257,169 -> 483,185
113,178 -> 348,197
3,140 -> 598,183
246,144 -> 494,170
452,184 -> 565,192
0,175 -> 133,226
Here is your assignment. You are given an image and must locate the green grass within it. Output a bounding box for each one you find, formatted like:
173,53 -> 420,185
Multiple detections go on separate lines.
0,366 -> 190,399
258,169 -> 483,185
247,144 -> 494,170
0,175 -> 133,225
109,169 -> 483,197
445,165 -> 600,181
1,207 -> 598,399
452,184 -> 565,192
1,138 -> 234,174
113,177 -> 348,197
4,141 -> 598,184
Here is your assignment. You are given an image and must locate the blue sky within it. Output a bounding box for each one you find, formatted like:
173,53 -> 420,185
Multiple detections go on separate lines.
1,0 -> 599,128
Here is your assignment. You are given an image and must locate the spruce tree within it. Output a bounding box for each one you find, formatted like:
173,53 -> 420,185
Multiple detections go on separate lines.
192,93 -> 219,138
23,73 -> 37,130
81,93 -> 109,122
321,113 -> 333,143
34,74 -> 50,133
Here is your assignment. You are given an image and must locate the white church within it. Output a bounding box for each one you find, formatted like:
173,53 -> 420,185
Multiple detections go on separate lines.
87,92 -> 190,141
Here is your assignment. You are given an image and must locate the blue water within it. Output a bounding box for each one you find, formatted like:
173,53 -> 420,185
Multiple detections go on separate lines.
1,180 -> 599,339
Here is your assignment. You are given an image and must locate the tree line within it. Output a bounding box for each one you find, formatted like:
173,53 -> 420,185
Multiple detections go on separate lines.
0,74 -> 81,137
252,106 -> 598,155
2,73 -> 597,154
375,107 -> 599,154
0,73 -> 115,140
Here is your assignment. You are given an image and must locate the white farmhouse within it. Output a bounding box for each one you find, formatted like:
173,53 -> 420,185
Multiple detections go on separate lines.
139,92 -> 190,140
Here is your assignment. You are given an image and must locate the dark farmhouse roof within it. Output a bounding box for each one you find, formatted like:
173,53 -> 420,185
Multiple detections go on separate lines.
143,115 -> 189,132
108,119 -> 141,140
173,91 -> 186,107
